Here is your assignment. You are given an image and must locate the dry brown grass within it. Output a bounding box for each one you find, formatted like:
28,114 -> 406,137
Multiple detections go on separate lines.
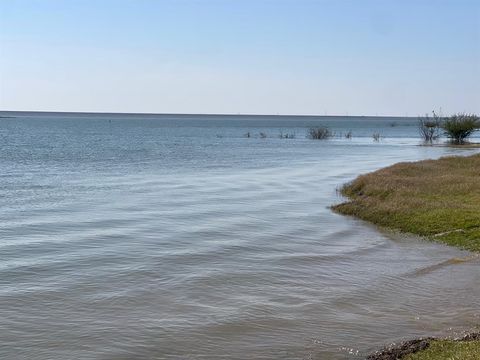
332,154 -> 480,252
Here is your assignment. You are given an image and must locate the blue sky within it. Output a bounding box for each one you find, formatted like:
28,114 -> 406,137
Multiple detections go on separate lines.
0,0 -> 479,115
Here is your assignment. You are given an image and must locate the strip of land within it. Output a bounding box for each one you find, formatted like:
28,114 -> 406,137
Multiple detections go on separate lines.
333,153 -> 480,252
332,153 -> 480,359
367,333 -> 480,360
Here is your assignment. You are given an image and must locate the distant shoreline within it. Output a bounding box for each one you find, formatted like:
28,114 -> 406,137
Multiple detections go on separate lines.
0,110 -> 416,119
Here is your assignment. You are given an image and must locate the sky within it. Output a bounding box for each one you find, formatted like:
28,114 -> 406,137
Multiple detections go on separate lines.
0,0 -> 479,116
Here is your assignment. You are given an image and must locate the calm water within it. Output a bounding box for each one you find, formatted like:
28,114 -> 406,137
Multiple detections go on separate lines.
1,113 -> 479,359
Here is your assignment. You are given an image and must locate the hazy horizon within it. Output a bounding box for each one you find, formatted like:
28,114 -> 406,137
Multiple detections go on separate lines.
0,109 -> 428,117
1,109 -> 441,119
1,0 -> 479,115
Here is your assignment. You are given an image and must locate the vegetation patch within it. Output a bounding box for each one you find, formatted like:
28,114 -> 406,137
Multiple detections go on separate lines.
332,154 -> 480,252
308,127 -> 332,140
418,111 -> 440,143
404,339 -> 480,360
367,333 -> 480,360
441,113 -> 480,145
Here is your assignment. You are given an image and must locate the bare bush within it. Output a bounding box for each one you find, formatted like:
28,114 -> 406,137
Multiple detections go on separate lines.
418,111 -> 441,143
308,127 -> 332,140
279,130 -> 296,139
372,132 -> 381,142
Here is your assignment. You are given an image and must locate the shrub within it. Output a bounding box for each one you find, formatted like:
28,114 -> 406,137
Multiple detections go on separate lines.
308,127 -> 331,140
279,130 -> 296,139
418,111 -> 441,143
372,132 -> 381,142
345,131 -> 352,139
442,113 -> 480,144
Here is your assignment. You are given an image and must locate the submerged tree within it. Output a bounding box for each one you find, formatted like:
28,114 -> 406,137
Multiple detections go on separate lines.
442,113 -> 479,144
308,127 -> 331,140
418,111 -> 441,143
279,130 -> 296,139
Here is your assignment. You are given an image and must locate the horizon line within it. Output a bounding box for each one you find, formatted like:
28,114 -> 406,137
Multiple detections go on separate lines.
0,110 -> 417,118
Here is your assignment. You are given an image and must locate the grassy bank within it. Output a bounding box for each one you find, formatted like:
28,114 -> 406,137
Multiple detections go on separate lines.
404,339 -> 480,360
332,153 -> 480,252
332,154 -> 480,359
367,333 -> 480,360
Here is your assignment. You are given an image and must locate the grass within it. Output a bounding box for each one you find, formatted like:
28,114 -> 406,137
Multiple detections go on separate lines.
403,340 -> 480,360
332,153 -> 480,252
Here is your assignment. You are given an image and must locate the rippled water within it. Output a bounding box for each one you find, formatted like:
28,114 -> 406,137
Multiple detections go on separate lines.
1,113 -> 479,359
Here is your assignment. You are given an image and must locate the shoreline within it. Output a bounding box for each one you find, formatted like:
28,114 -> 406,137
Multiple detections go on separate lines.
418,142 -> 480,148
0,110 -> 421,118
332,153 -> 480,252
332,153 -> 480,358
367,332 -> 480,360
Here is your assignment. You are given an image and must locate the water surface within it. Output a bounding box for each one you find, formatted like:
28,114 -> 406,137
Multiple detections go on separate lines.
1,113 -> 479,359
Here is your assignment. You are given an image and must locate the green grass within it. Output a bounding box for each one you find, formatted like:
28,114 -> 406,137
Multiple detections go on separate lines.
332,153 -> 480,252
404,340 -> 480,360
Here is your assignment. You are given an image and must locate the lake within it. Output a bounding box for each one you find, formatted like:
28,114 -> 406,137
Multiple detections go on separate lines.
1,113 -> 479,359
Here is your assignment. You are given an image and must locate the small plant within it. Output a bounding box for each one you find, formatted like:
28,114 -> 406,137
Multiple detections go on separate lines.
345,131 -> 352,139
441,113 -> 479,144
418,111 -> 441,143
308,127 -> 331,140
279,130 -> 296,139
372,132 -> 381,142
244,131 -> 251,138
259,132 -> 267,139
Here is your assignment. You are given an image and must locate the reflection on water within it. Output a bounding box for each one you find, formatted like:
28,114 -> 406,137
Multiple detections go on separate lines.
0,113 -> 479,359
